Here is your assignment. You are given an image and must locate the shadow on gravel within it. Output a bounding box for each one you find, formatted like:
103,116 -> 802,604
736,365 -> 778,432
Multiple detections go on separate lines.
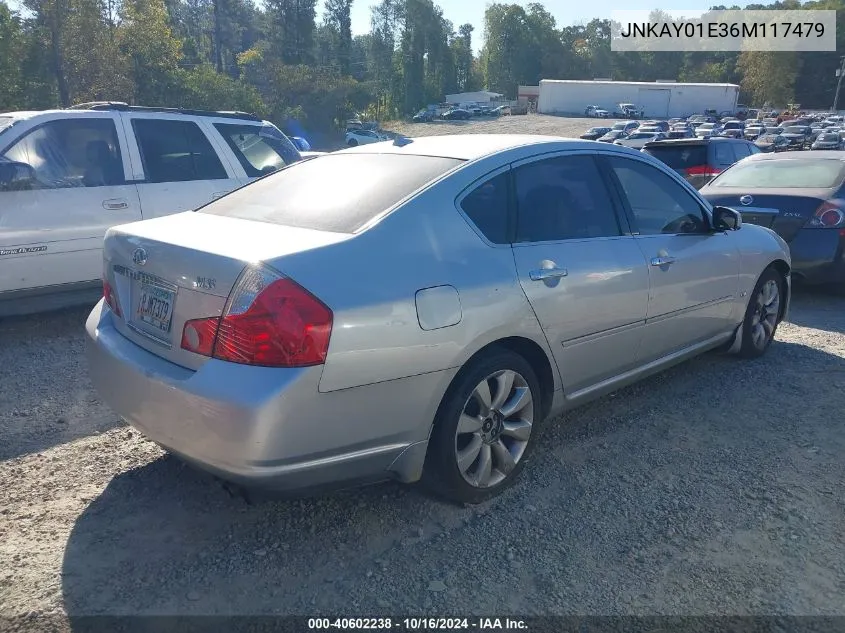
0,304 -> 122,461
786,287 -> 845,334
60,337 -> 845,617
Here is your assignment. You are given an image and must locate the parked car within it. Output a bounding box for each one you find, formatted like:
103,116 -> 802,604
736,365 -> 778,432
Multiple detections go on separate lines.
755,134 -> 791,153
614,131 -> 667,149
811,132 -> 843,150
346,129 -> 384,146
641,137 -> 761,189
666,129 -> 694,139
0,103 -> 303,316
780,125 -> 812,149
644,121 -> 669,132
719,130 -> 744,139
700,151 -> 844,288
490,105 -> 510,116
611,120 -> 639,134
597,130 -> 627,143
580,126 -> 612,141
585,105 -> 610,118
290,136 -> 312,151
617,103 -> 644,119
443,108 -> 472,120
86,134 -> 791,504
412,110 -> 434,122
695,122 -> 721,138
744,125 -> 765,140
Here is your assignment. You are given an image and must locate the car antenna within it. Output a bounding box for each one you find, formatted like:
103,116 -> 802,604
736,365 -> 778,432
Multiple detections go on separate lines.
393,136 -> 413,147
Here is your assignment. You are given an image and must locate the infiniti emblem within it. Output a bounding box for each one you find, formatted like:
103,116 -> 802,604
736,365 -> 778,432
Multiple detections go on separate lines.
739,195 -> 753,206
132,247 -> 147,266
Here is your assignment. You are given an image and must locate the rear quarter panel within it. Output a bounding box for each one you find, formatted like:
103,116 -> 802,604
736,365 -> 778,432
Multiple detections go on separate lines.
262,155 -> 559,394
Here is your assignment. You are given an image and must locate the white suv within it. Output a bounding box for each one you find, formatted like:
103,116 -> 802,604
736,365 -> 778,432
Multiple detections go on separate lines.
0,102 -> 303,316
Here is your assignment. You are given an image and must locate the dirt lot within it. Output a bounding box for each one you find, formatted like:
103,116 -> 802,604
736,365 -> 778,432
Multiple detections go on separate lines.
1,114 -> 844,624
1,288 -> 845,626
382,113 -> 599,141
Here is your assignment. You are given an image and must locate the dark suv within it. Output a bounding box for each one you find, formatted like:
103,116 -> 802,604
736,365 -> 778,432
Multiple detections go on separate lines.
641,137 -> 762,189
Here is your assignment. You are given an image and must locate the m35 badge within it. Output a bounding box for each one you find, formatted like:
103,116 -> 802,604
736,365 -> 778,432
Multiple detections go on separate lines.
194,277 -> 216,290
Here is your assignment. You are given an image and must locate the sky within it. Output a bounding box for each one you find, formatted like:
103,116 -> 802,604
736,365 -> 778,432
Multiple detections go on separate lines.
7,0 -> 759,53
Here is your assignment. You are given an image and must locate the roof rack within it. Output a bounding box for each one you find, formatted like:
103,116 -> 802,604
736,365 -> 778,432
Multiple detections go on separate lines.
65,102 -> 262,122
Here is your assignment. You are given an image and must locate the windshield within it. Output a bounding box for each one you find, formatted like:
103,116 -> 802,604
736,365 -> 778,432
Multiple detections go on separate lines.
201,153 -> 464,233
627,133 -> 654,140
784,126 -> 807,134
698,124 -> 715,129
588,128 -> 607,133
612,122 -> 627,130
819,134 -> 840,142
710,158 -> 845,188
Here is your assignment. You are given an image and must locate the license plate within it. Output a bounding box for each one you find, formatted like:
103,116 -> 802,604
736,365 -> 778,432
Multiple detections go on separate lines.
136,283 -> 175,333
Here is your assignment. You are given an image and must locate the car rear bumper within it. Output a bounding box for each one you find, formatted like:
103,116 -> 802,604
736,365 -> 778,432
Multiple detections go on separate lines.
85,300 -> 450,491
788,228 -> 845,284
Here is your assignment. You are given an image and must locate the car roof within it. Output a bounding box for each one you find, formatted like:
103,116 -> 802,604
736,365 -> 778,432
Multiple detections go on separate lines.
745,150 -> 845,161
339,134 -> 647,161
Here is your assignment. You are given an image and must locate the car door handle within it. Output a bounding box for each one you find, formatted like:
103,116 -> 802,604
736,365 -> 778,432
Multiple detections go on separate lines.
650,256 -> 677,266
529,267 -> 569,281
102,199 -> 128,210
211,191 -> 231,200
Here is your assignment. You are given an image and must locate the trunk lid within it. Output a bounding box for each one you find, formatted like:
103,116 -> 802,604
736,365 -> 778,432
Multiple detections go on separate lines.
103,211 -> 352,370
700,189 -> 829,241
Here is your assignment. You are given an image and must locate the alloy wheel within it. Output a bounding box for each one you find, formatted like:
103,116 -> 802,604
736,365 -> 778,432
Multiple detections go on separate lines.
454,370 -> 534,488
750,279 -> 780,350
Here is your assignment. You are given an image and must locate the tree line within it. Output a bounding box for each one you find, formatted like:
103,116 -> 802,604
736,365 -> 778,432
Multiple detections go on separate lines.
1,0 -> 844,142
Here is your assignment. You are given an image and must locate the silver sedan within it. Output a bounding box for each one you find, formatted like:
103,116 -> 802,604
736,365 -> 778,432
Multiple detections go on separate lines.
86,134 -> 792,504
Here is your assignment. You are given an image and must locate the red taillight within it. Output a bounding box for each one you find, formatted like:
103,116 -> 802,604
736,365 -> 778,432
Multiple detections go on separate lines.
685,165 -> 721,177
809,201 -> 845,228
103,278 -> 121,316
180,266 -> 333,368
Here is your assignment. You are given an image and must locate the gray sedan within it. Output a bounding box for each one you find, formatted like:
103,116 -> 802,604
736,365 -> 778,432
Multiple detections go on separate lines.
86,135 -> 792,504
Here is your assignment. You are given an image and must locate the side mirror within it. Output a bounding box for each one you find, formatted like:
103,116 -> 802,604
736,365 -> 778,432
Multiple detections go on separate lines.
712,206 -> 742,231
0,161 -> 36,191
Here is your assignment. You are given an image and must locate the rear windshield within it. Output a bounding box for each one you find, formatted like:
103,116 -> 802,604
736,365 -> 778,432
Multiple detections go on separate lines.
642,145 -> 707,169
710,158 -> 845,189
200,153 -> 464,233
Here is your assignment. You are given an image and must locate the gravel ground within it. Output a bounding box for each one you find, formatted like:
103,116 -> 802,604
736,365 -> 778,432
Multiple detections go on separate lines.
1,288 -> 844,628
382,113 -> 599,141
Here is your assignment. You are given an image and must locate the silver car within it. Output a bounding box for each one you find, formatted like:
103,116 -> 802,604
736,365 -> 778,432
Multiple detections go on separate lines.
86,134 -> 792,504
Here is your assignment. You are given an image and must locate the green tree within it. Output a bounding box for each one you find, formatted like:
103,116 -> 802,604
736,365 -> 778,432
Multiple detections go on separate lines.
0,2 -> 24,110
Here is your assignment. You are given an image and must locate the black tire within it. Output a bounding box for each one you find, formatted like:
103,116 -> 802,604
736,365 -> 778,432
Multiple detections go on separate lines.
738,267 -> 784,359
347,139 -> 358,147
421,349 -> 544,505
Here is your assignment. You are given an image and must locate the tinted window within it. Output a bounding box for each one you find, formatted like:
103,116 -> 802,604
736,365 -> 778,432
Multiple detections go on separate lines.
513,155 -> 621,243
710,158 -> 845,189
201,154 -> 463,233
607,157 -> 706,235
2,117 -> 124,188
733,143 -> 752,159
460,171 -> 509,244
214,123 -> 299,177
642,145 -> 706,169
132,119 -> 227,183
714,143 -> 735,165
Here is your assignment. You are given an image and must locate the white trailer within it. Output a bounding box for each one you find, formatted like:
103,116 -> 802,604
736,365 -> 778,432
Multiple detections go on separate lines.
538,80 -> 740,119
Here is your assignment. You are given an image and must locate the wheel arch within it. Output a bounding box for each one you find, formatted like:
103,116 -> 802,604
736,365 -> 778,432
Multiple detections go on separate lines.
768,258 -> 791,321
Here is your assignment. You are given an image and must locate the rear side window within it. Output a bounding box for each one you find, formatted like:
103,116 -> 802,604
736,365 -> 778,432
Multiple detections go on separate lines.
460,171 -> 510,244
733,143 -> 752,159
201,153 -> 464,233
710,159 -> 845,189
214,122 -> 300,177
642,145 -> 707,170
132,119 -> 227,183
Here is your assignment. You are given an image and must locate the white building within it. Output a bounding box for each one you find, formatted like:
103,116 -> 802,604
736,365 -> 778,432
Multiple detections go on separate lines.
444,90 -> 504,105
537,80 -> 740,118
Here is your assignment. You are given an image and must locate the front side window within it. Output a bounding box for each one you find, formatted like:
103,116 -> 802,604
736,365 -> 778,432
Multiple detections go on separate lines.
214,122 -> 300,177
2,117 -> 124,189
514,155 -> 621,243
459,171 -> 510,244
132,119 -> 227,183
607,157 -> 707,235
